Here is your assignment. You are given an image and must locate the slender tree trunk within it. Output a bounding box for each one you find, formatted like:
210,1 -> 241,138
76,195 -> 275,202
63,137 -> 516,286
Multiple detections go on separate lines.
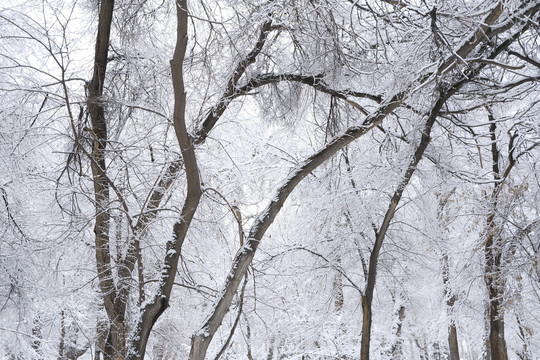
31,316 -> 43,360
514,272 -> 533,359
390,296 -> 406,359
333,255 -> 344,313
58,311 -> 66,360
516,313 -> 531,359
441,254 -> 460,360
484,235 -> 508,360
414,338 -> 429,360
447,319 -> 459,360
484,221 -> 507,360
437,190 -> 460,360
485,249 -> 508,360
484,210 -> 507,360
360,86 -> 454,359
86,0 -> 127,358
431,341 -> 441,359
447,322 -> 459,360
267,336 -> 276,360
127,1 -> 202,358
484,119 -> 508,360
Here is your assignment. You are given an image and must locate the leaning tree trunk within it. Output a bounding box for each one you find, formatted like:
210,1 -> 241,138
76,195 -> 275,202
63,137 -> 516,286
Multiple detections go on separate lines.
360,86 -> 446,360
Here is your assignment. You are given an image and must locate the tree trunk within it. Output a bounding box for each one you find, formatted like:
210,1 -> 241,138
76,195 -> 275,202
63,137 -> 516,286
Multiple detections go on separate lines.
437,190 -> 460,360
484,118 -> 509,360
31,316 -> 43,360
127,0 -> 202,358
333,258 -> 344,313
360,84 -> 455,359
86,0 -> 125,358
447,324 -> 459,360
485,231 -> 508,360
441,254 -> 460,360
360,295 -> 372,360
391,300 -> 406,359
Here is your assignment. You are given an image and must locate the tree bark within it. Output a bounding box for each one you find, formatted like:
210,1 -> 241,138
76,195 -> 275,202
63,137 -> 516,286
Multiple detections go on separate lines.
442,254 -> 460,360
127,1 -> 202,358
484,119 -> 508,360
86,0 -> 125,358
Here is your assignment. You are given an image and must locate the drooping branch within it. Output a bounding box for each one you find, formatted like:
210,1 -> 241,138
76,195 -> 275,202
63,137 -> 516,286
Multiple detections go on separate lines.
193,71 -> 383,145
201,0 -> 537,140
237,73 -> 383,103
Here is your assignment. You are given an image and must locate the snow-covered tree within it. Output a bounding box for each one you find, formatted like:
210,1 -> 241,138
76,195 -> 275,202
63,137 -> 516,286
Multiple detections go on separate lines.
1,0 -> 539,359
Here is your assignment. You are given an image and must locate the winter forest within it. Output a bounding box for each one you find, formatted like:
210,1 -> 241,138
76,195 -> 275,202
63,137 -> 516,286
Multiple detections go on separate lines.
1,0 -> 540,359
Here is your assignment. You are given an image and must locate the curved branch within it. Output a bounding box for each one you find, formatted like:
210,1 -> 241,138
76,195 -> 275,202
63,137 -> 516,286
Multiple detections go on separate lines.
194,18 -> 275,143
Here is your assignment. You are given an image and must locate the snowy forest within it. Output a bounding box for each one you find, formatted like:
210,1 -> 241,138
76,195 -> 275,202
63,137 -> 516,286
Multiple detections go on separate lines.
1,0 -> 540,359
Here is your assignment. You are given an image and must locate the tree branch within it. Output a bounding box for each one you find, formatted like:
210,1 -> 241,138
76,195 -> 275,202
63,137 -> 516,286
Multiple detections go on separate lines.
194,18 -> 275,143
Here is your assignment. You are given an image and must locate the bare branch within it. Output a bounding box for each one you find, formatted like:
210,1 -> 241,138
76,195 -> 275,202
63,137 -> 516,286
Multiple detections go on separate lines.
508,50 -> 540,69
194,18 -> 275,143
